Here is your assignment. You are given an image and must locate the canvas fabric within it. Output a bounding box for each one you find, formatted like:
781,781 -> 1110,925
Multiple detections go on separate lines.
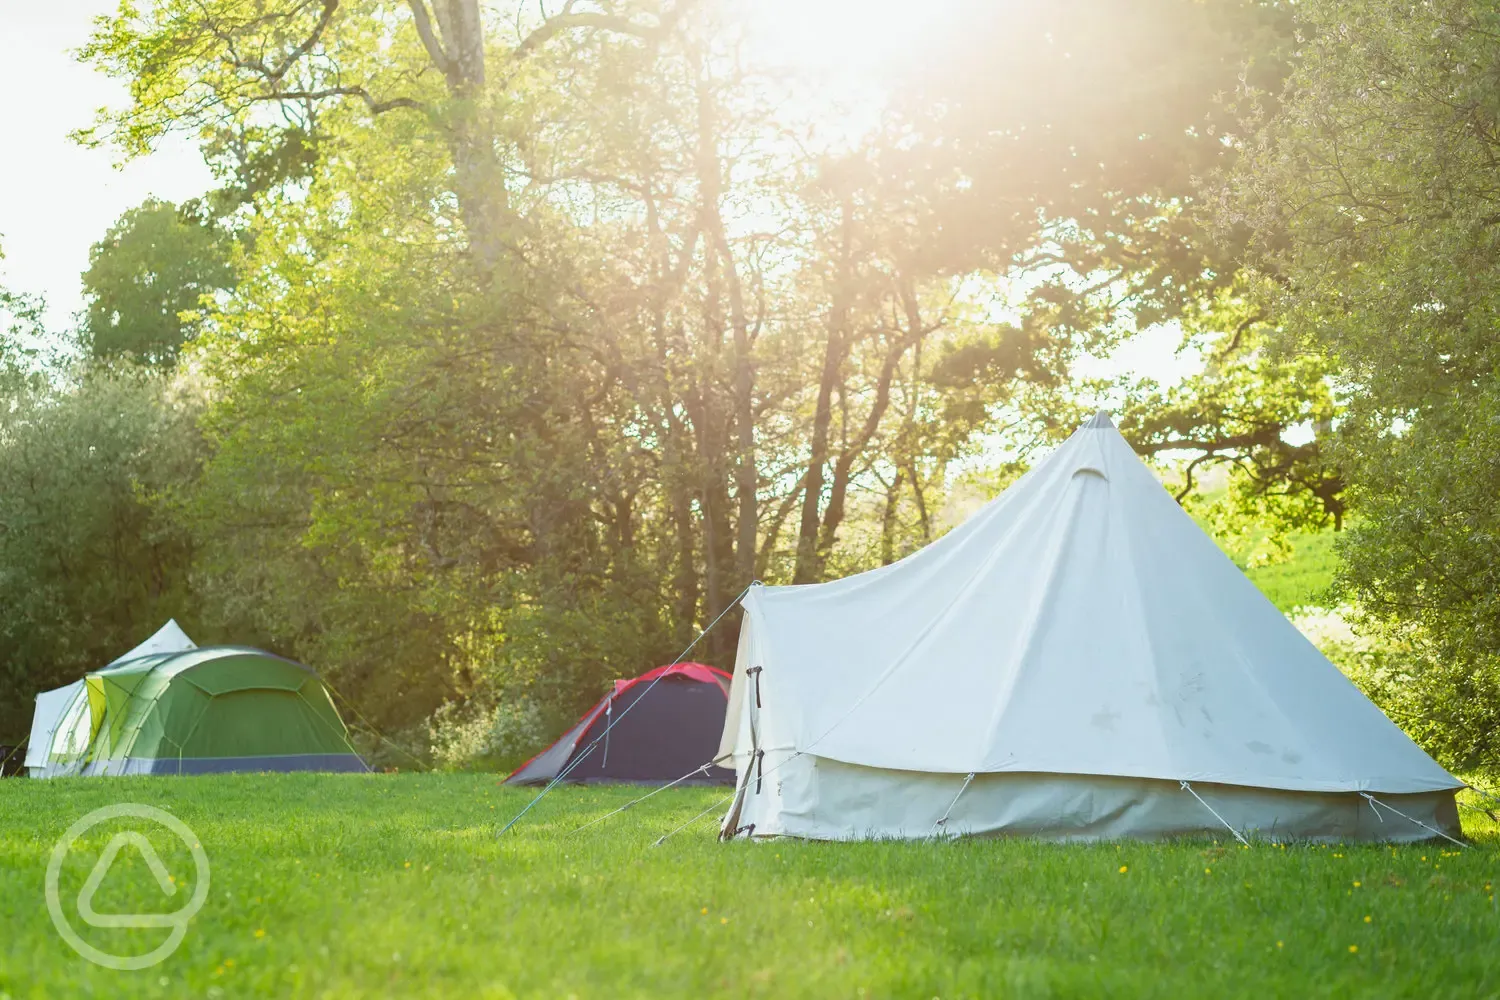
722,751 -> 1459,843
719,414 -> 1463,842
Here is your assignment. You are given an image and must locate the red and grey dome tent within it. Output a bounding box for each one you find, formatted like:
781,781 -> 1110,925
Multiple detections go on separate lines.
506,663 -> 735,786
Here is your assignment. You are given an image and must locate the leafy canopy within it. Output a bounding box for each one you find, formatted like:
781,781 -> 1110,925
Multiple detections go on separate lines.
80,198 -> 236,366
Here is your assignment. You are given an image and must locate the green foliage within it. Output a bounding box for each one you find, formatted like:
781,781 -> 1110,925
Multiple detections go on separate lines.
1338,405 -> 1500,769
82,0 -> 1216,741
1122,278 -> 1347,535
74,0 -> 428,158
0,367 -> 207,736
1243,530 -> 1339,615
174,96 -> 679,736
14,0 -> 1486,775
1226,0 -> 1500,770
0,775 -> 1495,997
80,199 -> 236,366
427,697 -> 548,772
0,261 -> 54,391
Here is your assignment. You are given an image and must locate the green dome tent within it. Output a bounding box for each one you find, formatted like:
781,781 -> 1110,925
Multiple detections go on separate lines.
31,646 -> 367,777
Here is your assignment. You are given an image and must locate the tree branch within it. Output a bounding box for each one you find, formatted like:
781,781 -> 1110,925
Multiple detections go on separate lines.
271,0 -> 340,81
215,0 -> 340,84
253,86 -> 426,115
1217,308 -> 1266,360
514,1 -> 687,60
1131,429 -> 1279,456
405,0 -> 457,82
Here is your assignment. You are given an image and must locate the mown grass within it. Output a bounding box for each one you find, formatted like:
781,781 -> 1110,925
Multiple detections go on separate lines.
1244,530 -> 1341,615
0,774 -> 1496,998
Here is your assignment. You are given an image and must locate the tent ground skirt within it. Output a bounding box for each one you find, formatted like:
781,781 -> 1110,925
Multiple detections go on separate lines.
726,752 -> 1461,843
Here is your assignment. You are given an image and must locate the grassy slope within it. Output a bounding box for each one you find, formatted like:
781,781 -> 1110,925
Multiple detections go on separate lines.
0,774 -> 1496,998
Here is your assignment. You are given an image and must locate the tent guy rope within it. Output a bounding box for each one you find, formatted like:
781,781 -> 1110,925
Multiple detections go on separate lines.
569,761 -> 719,835
932,771 -> 976,836
497,582 -> 755,838
1360,792 -> 1467,848
1466,784 -> 1500,812
323,678 -> 428,771
653,795 -> 733,848
1180,781 -> 1251,846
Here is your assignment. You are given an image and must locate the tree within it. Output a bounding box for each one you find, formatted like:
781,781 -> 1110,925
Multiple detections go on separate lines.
142,0 -> 1067,728
0,298 -> 42,396
1226,0 -> 1500,769
78,0 -> 679,267
884,0 -> 1291,333
1117,278 -> 1345,533
871,0 -> 1348,537
0,368 -> 208,739
72,0 -> 1325,763
0,243 -> 54,391
80,199 -> 236,366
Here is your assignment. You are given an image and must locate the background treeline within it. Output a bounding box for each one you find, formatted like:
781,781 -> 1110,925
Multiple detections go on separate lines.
2,0 -> 1497,775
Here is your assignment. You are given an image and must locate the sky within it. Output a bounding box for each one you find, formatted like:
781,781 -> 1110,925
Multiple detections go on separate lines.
0,3 -> 214,329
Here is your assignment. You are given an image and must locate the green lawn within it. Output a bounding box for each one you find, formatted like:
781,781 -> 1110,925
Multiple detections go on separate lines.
1244,530 -> 1341,615
1,774 -> 1497,998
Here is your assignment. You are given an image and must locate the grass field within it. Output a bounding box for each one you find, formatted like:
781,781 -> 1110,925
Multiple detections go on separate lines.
1244,530 -> 1340,615
0,526 -> 1478,998
1,774 -> 1497,998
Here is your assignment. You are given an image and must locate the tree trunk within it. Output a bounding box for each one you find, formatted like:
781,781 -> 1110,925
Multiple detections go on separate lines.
907,459 -> 932,543
411,0 -> 508,264
692,64 -> 747,660
724,241 -> 756,587
815,280 -> 924,563
664,413 -> 701,647
792,196 -> 854,585
880,468 -> 905,565
642,161 -> 703,645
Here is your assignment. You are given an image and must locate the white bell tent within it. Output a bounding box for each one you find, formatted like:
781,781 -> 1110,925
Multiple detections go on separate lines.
717,413 -> 1463,842
23,620 -> 197,777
